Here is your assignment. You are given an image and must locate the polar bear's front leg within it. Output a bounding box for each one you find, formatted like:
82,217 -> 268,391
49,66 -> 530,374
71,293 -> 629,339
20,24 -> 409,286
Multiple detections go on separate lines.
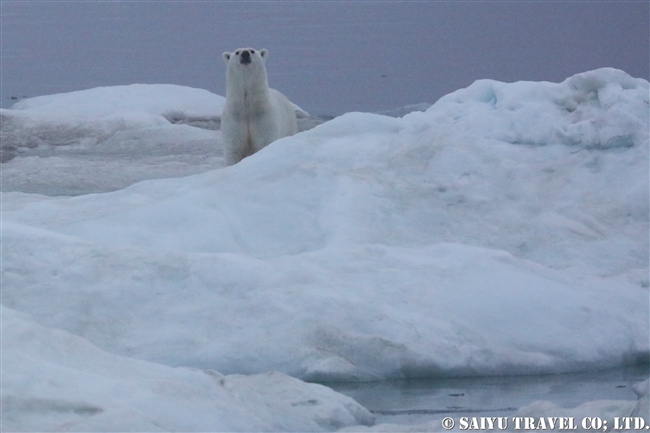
222,117 -> 253,166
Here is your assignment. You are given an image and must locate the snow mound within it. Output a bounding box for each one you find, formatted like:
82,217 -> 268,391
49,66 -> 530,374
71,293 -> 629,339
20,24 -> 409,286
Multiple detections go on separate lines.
2,68 -> 648,384
425,67 -> 648,149
1,84 -> 226,193
0,84 -> 327,193
2,305 -> 374,431
8,83 -> 224,124
0,84 -> 225,163
2,220 -> 647,381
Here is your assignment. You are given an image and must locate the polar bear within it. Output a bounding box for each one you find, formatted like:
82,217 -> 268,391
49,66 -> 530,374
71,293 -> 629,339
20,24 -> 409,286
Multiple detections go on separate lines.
221,48 -> 298,165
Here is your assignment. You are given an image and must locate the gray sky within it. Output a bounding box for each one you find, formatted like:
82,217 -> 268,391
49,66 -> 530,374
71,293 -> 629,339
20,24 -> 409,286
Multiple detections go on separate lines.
1,1 -> 648,114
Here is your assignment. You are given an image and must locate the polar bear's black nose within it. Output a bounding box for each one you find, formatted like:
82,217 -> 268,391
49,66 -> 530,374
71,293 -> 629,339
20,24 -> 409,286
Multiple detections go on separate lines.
240,50 -> 252,64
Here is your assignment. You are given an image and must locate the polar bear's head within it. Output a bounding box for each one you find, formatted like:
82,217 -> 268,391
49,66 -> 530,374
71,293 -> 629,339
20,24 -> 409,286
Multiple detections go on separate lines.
223,48 -> 268,69
223,48 -> 271,94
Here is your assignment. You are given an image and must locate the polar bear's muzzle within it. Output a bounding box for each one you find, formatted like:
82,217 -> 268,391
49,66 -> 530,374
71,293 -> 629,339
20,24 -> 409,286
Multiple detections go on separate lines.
240,50 -> 252,65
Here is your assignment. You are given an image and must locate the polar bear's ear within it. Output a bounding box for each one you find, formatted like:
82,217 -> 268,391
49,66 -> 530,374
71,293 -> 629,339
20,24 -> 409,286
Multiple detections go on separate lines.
260,49 -> 268,59
223,52 -> 231,63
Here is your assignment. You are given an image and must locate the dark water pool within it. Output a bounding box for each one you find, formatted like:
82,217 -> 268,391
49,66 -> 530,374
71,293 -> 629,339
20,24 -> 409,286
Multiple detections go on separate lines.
328,365 -> 649,425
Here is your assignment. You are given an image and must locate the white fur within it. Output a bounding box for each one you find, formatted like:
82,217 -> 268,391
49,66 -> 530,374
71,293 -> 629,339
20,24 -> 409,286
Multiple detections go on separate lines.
221,48 -> 298,165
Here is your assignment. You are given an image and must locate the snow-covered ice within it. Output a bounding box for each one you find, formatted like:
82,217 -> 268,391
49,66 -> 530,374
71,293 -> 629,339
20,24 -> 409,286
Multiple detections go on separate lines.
1,84 -> 317,194
0,84 -> 225,195
2,306 -> 373,431
1,83 -> 225,153
1,68 -> 648,430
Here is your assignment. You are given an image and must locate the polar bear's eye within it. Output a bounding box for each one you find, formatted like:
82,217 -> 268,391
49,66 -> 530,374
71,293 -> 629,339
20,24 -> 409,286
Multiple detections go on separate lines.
235,51 -> 240,55
250,49 -> 255,54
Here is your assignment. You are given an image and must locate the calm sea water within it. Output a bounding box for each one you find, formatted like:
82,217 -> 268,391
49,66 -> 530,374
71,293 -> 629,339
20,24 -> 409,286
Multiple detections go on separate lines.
330,366 -> 649,426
